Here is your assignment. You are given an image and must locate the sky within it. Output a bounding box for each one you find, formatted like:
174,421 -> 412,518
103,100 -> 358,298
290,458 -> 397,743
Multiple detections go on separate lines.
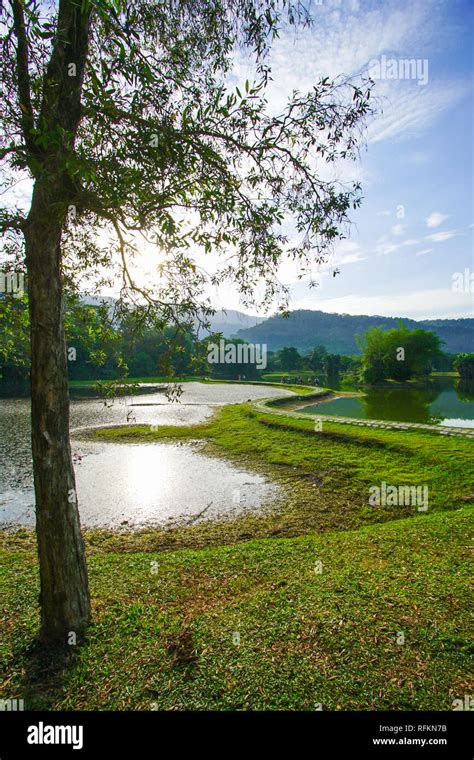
3,0 -> 473,321
214,0 -> 474,320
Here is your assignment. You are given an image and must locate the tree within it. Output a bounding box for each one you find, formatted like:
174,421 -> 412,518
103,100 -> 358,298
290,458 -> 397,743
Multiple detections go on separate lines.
65,296 -> 123,380
307,344 -> 327,372
0,0 -> 372,643
358,325 -> 442,384
0,292 -> 30,382
278,346 -> 302,371
323,351 -> 340,376
0,291 -> 123,382
453,353 -> 474,381
120,318 -> 197,378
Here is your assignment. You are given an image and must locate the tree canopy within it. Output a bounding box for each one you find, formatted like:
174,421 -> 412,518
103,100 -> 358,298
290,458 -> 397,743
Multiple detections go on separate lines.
1,0 -> 373,318
358,324 -> 442,384
453,353 -> 474,381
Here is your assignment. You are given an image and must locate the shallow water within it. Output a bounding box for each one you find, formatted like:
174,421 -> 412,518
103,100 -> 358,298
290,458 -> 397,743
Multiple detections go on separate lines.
0,382 -> 290,529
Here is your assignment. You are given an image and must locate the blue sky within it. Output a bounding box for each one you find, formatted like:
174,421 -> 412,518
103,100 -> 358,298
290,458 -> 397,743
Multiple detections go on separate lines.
219,0 -> 474,319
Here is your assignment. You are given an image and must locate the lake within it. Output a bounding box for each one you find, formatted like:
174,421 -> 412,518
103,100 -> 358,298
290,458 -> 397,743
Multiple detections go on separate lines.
300,376 -> 474,428
0,382 -> 290,530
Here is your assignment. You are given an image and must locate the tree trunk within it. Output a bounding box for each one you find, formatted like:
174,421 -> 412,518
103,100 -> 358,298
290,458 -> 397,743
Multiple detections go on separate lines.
25,181 -> 90,645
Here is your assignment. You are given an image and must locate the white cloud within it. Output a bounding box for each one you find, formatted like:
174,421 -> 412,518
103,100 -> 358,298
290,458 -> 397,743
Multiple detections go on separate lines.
336,252 -> 369,266
375,234 -> 420,255
426,212 -> 449,228
366,81 -> 470,143
415,248 -> 434,256
232,0 -> 468,146
376,241 -> 400,255
391,224 -> 405,236
426,229 -> 459,243
376,229 -> 462,256
331,240 -> 369,267
293,288 -> 474,319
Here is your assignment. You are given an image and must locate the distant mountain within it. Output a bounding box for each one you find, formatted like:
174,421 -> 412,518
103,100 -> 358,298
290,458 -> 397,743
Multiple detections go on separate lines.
81,299 -> 264,339
81,294 -> 117,317
199,309 -> 265,338
235,310 -> 474,355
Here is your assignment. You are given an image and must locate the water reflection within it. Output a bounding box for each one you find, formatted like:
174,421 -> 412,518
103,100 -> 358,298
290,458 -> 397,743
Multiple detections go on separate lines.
0,382 -> 290,529
301,376 -> 474,427
1,441 -> 279,529
362,384 -> 441,423
456,378 -> 474,402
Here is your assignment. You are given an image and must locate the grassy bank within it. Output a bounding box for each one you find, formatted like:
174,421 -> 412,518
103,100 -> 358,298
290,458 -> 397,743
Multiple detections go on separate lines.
1,508 -> 471,710
81,404 -> 474,549
1,403 -> 472,710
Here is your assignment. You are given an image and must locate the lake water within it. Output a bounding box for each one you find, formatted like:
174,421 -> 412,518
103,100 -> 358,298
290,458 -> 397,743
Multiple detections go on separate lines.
301,376 -> 474,428
0,382 -> 290,530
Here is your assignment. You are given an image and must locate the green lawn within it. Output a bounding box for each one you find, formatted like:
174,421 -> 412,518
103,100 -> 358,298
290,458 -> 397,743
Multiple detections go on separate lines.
1,404 -> 472,710
1,508 -> 471,710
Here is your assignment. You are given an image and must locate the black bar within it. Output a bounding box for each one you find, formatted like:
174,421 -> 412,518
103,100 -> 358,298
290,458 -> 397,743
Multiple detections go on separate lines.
0,710 -> 472,758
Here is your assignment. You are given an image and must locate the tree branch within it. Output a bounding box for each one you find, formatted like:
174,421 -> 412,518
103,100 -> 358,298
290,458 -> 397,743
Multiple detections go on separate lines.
38,0 -> 92,138
0,144 -> 26,162
11,0 -> 35,148
0,210 -> 27,232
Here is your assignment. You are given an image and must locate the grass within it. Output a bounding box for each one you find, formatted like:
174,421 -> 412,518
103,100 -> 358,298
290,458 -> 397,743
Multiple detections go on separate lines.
84,404 -> 474,545
1,508 -> 472,710
1,402 -> 472,710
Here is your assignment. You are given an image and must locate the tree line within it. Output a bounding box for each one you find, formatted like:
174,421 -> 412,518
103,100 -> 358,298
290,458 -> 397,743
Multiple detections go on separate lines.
2,297 -> 471,386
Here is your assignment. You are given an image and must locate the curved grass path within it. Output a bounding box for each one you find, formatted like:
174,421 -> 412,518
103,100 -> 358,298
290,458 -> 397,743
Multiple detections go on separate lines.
254,392 -> 474,439
78,398 -> 474,548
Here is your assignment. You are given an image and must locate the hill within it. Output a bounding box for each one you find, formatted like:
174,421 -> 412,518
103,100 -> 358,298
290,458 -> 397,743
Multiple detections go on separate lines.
80,299 -> 264,337
235,310 -> 474,354
199,309 -> 265,338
